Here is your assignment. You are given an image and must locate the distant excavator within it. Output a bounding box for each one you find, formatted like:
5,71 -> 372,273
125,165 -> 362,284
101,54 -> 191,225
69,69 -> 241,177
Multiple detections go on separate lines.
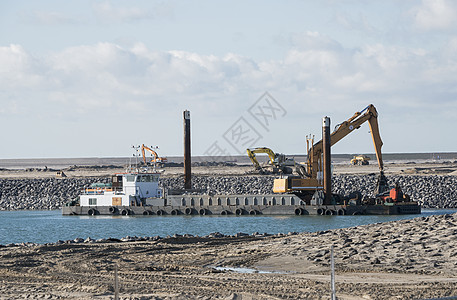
246,147 -> 295,174
141,144 -> 168,167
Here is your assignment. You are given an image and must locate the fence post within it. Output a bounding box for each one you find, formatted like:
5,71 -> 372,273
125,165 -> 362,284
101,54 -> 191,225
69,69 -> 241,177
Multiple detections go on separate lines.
114,265 -> 119,300
331,245 -> 336,300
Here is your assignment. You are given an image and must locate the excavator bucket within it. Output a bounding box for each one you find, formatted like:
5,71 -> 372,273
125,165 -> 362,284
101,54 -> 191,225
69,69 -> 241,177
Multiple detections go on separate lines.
374,172 -> 390,196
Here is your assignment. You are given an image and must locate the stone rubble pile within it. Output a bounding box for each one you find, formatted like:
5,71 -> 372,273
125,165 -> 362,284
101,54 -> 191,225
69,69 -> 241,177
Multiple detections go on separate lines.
332,174 -> 457,209
2,231 -> 286,248
0,175 -> 456,210
0,178 -> 109,210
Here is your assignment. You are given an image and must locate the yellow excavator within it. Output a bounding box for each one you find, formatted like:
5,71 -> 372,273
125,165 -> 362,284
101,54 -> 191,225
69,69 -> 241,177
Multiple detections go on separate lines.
351,155 -> 371,165
141,144 -> 168,166
246,147 -> 295,174
273,104 -> 389,196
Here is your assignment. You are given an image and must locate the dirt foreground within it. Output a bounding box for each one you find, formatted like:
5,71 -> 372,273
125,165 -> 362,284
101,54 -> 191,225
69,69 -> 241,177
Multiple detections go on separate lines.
1,213 -> 456,299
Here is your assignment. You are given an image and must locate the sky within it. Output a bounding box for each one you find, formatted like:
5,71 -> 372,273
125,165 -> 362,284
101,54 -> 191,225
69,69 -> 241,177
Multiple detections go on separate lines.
1,0 -> 457,159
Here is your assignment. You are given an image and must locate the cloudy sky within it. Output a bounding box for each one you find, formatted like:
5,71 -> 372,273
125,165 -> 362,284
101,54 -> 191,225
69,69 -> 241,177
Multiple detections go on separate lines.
1,0 -> 456,159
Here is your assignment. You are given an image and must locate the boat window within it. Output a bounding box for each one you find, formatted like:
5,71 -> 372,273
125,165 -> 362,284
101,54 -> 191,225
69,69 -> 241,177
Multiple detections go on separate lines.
137,175 -> 156,182
89,198 -> 97,205
126,175 -> 136,182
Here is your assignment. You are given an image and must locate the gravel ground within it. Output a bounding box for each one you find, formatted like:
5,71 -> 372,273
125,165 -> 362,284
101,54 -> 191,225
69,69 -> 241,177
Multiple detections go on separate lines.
0,212 -> 456,299
0,174 -> 456,210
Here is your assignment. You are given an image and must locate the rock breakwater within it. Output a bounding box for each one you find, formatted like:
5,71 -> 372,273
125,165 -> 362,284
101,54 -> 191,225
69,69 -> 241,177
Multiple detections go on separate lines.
0,175 -> 456,210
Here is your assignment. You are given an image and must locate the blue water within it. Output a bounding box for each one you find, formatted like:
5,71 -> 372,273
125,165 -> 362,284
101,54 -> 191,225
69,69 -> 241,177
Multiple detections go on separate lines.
0,209 -> 455,245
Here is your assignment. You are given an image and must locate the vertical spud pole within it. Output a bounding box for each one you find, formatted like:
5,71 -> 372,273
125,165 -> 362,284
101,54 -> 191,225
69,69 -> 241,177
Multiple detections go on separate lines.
323,116 -> 332,205
184,110 -> 191,190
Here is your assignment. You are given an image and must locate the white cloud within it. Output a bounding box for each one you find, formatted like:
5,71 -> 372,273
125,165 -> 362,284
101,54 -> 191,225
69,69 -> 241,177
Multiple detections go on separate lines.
93,1 -> 170,23
334,12 -> 378,35
2,35 -> 457,156
2,37 -> 455,115
25,10 -> 80,25
0,44 -> 44,89
411,0 -> 457,31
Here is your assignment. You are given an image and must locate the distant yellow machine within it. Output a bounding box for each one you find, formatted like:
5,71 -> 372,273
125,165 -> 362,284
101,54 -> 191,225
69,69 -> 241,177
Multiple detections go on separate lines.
351,155 -> 371,165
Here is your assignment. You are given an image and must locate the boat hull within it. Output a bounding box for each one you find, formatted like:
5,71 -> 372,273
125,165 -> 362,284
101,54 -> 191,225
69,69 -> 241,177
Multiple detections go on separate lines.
62,194 -> 421,216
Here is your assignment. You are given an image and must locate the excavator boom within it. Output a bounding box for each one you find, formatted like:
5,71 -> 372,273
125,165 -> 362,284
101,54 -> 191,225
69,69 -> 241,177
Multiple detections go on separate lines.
308,104 -> 383,178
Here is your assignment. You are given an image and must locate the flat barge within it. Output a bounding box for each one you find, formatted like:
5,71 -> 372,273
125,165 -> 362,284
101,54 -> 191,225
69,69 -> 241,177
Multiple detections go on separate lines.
62,170 -> 421,216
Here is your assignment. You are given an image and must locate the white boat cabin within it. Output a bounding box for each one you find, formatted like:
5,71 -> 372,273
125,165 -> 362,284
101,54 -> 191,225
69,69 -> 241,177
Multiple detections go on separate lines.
79,172 -> 163,207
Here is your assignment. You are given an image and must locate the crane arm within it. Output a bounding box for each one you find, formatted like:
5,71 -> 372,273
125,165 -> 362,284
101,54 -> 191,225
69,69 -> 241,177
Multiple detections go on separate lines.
308,104 -> 384,178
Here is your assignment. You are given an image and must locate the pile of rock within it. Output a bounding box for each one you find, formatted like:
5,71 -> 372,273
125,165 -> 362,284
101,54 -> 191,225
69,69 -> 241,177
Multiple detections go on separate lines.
0,178 -> 109,210
0,174 -> 456,210
332,174 -> 457,208
159,175 -> 274,195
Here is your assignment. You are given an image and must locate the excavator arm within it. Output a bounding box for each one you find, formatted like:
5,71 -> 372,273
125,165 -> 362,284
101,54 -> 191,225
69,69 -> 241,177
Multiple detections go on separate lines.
308,104 -> 384,178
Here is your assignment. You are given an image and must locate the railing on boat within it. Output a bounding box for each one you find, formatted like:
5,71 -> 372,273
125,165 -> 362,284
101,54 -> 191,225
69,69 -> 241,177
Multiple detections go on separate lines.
82,187 -> 123,195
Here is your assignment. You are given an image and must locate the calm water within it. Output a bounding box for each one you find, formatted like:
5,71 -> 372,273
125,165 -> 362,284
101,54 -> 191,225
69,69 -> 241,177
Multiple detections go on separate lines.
0,209 -> 455,245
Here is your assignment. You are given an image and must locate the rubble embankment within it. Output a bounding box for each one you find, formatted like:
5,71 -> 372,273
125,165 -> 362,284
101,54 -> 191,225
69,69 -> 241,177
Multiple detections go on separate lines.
0,175 -> 456,210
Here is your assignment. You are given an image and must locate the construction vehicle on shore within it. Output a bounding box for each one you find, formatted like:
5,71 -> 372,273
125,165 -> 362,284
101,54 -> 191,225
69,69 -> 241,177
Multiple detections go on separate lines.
246,147 -> 295,174
351,155 -> 370,165
273,104 -> 391,200
141,144 -> 168,167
